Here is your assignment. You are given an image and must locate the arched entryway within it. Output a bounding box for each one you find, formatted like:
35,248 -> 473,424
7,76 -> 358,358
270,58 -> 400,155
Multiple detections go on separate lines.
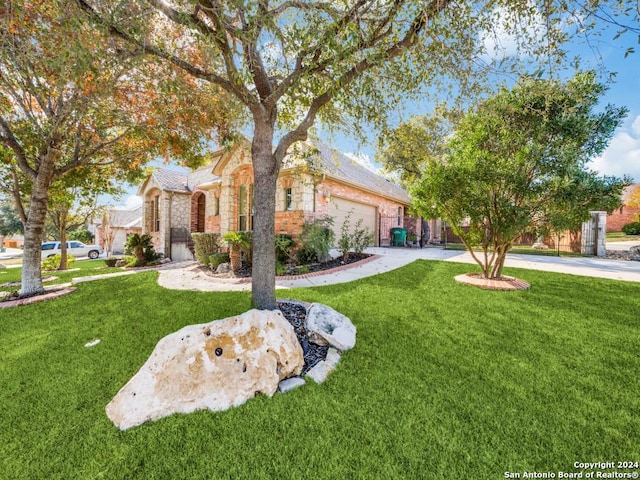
191,192 -> 206,233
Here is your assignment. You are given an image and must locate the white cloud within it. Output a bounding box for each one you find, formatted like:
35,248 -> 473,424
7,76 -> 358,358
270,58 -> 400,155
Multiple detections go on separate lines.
480,5 -> 550,64
344,152 -> 381,174
123,195 -> 142,210
589,114 -> 640,181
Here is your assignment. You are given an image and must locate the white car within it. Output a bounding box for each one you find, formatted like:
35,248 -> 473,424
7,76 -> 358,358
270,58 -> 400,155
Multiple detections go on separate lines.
41,241 -> 103,260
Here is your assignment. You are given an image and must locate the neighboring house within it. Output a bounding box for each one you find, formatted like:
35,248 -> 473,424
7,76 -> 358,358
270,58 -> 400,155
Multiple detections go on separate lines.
1,234 -> 24,249
93,206 -> 143,255
137,138 -> 413,261
607,183 -> 640,232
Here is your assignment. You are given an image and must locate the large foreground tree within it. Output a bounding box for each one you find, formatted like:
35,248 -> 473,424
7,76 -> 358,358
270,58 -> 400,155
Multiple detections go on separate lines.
0,0 -> 232,296
409,72 -> 629,279
75,0 -> 590,309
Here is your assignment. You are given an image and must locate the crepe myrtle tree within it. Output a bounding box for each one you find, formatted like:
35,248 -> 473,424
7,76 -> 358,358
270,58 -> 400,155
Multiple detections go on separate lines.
410,72 -> 628,280
0,0 -> 232,297
75,0 -> 593,309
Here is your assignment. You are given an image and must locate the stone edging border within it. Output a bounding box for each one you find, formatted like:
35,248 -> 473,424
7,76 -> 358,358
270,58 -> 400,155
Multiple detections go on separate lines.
228,254 -> 382,283
454,273 -> 530,291
0,287 -> 77,309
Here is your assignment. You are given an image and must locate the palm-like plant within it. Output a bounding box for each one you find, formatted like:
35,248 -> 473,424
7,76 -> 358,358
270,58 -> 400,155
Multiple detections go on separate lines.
124,233 -> 153,267
222,231 -> 246,275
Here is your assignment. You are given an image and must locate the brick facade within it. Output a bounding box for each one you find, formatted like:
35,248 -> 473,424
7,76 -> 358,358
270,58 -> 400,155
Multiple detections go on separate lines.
607,205 -> 640,232
140,141 -> 410,254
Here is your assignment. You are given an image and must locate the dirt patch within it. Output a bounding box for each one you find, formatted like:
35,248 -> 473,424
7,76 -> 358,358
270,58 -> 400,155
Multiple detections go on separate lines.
454,273 -> 530,291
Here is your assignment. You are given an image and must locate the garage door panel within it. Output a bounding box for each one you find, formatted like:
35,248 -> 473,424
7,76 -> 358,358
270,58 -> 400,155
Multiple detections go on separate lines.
328,197 -> 377,247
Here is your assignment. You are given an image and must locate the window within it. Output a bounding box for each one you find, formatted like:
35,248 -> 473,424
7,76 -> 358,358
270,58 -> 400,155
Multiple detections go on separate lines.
151,195 -> 160,232
214,196 -> 220,216
41,243 -> 56,251
285,187 -> 293,211
238,185 -> 252,231
397,206 -> 403,226
69,241 -> 82,249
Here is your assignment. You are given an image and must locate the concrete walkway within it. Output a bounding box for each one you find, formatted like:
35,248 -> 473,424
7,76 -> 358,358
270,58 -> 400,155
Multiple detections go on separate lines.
154,246 -> 640,292
275,246 -> 640,287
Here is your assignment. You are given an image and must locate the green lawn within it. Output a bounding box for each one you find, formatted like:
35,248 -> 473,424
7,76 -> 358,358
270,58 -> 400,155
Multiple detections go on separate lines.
1,261 -> 639,479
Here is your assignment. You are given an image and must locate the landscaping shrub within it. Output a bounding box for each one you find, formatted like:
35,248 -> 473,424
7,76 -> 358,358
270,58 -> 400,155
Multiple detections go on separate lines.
275,234 -> 295,263
42,254 -> 75,271
337,213 -> 373,260
237,231 -> 253,266
124,234 -> 160,267
297,216 -> 334,264
104,258 -> 120,268
337,212 -> 353,262
209,253 -> 229,269
191,233 -> 220,265
222,231 -> 245,274
352,218 -> 374,254
622,222 -> 640,235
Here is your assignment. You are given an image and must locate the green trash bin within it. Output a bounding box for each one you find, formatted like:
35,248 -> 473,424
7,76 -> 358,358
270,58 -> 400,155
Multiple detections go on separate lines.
390,228 -> 407,247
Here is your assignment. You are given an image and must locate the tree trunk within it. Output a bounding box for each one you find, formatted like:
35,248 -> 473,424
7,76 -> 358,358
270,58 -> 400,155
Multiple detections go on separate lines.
229,245 -> 242,274
59,219 -> 68,270
250,120 -> 278,310
21,165 -> 55,296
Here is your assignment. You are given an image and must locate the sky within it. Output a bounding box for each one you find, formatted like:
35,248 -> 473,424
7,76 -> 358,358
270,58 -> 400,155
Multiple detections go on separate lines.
115,10 -> 640,210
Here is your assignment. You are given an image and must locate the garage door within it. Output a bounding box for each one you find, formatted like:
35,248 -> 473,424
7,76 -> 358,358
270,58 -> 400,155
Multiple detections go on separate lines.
327,197 -> 377,247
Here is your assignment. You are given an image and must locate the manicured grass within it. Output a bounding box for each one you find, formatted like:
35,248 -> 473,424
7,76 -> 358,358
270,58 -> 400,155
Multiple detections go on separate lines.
606,231 -> 640,242
1,261 -> 639,479
0,259 -> 122,291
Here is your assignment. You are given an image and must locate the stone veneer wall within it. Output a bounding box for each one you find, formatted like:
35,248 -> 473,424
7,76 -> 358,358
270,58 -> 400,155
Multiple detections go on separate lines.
206,148 -> 409,241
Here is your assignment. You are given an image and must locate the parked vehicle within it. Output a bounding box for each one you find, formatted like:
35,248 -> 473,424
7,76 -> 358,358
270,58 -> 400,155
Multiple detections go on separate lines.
41,241 -> 103,260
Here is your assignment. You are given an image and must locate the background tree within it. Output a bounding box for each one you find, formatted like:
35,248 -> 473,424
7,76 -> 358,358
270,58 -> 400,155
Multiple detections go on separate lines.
376,106 -> 460,188
0,0 -> 233,296
628,185 -> 640,220
410,72 -> 628,280
0,198 -> 23,251
76,0 -> 584,309
46,179 -> 114,270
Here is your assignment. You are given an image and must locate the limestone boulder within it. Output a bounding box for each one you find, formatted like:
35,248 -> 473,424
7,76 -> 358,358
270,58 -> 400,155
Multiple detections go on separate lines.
305,303 -> 356,351
106,309 -> 304,430
215,262 -> 231,274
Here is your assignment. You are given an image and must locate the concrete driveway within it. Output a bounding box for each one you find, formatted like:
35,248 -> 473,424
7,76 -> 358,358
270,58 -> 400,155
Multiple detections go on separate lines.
605,240 -> 640,252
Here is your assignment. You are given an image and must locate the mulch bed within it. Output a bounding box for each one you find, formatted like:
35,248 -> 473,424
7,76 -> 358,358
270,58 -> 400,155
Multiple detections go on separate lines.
0,286 -> 76,309
278,300 -> 328,375
236,253 -> 373,278
454,273 -> 531,291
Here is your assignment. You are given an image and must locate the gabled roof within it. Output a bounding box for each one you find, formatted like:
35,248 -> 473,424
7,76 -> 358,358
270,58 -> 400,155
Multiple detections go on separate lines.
188,164 -> 221,190
142,136 -> 409,205
284,140 -> 410,204
138,166 -> 220,195
108,207 -> 142,229
151,169 -> 190,192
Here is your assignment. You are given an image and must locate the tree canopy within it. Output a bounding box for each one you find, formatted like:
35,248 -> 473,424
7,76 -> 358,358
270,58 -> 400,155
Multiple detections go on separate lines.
0,0 -> 233,295
74,0 -> 591,309
409,72 -> 629,279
